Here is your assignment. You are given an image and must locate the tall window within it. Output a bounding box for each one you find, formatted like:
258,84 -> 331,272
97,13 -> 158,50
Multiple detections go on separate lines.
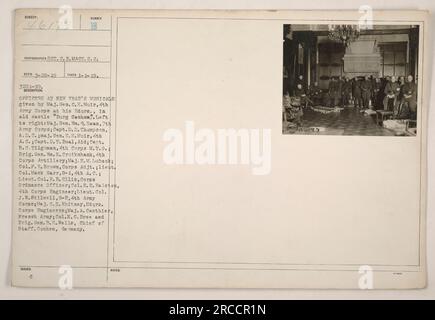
317,42 -> 345,89
379,42 -> 407,78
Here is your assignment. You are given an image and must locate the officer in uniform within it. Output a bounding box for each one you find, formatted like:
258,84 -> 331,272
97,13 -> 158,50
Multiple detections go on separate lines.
352,77 -> 362,108
360,76 -> 372,109
373,77 -> 383,109
341,77 -> 352,107
400,75 -> 418,120
398,76 -> 405,87
383,76 -> 401,111
328,77 -> 340,107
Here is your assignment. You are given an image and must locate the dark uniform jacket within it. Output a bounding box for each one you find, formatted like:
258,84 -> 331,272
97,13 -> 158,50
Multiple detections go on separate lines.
328,80 -> 340,96
373,81 -> 382,92
384,82 -> 401,96
360,80 -> 372,95
342,81 -> 352,94
401,82 -> 417,100
353,80 -> 362,97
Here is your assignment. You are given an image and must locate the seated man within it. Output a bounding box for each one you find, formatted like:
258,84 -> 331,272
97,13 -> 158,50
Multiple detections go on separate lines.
398,75 -> 418,120
383,76 -> 400,111
283,88 -> 305,128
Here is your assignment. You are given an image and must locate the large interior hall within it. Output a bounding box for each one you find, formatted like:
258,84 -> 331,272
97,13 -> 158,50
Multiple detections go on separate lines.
282,24 -> 419,136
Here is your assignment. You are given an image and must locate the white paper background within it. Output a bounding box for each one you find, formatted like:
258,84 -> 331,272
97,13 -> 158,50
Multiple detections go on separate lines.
1,0 -> 434,299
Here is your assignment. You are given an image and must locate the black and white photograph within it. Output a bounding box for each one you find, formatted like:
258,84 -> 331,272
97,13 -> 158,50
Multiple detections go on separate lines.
282,24 -> 420,136
1,2 -> 433,302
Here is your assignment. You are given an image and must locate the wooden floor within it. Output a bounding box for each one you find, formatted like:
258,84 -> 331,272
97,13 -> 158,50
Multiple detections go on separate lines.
283,105 -> 397,136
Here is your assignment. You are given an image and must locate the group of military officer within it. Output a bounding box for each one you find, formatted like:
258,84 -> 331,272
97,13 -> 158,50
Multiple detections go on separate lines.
290,74 -> 418,120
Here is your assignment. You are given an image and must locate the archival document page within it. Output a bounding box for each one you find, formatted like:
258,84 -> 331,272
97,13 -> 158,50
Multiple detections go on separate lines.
12,9 -> 428,288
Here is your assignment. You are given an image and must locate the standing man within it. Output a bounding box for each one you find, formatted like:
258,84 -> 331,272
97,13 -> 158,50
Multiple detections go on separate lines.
295,74 -> 305,95
370,76 -> 376,104
360,76 -> 372,109
328,77 -> 340,107
337,76 -> 344,106
341,77 -> 352,107
283,67 -> 289,95
373,77 -> 383,109
353,77 -> 362,108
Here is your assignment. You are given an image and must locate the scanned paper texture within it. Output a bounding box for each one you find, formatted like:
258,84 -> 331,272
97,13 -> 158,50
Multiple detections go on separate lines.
12,9 -> 428,288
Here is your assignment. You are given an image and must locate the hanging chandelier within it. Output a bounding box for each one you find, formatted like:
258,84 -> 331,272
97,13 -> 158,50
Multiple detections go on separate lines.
328,25 -> 360,47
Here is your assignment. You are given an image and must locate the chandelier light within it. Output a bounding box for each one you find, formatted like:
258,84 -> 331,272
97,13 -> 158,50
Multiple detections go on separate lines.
328,25 -> 360,47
